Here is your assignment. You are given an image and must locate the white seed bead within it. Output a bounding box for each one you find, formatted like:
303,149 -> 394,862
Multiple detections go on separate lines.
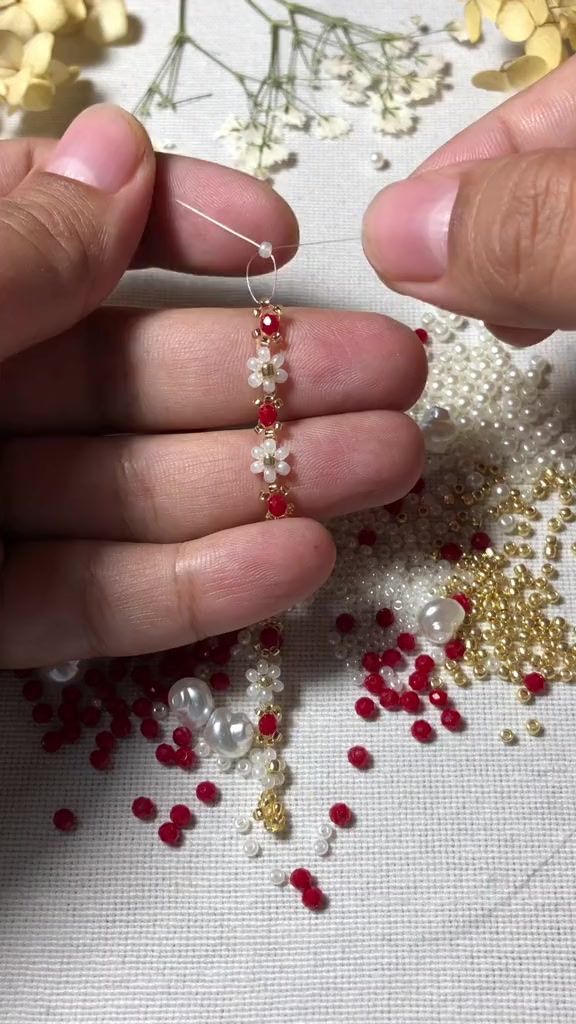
243,837 -> 261,858
234,816 -> 252,834
314,838 -> 330,857
195,737 -> 212,758
236,758 -> 252,778
270,868 -> 288,887
151,702 -> 169,721
258,240 -> 273,259
318,823 -> 334,840
216,755 -> 233,773
370,151 -> 386,169
238,629 -> 252,646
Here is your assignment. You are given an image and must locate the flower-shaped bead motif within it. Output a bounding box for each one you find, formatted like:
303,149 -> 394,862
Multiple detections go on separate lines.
251,438 -> 290,485
247,346 -> 288,395
246,659 -> 284,706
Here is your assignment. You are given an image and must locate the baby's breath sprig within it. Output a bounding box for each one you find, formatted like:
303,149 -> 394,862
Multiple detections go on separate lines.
136,0 -> 449,179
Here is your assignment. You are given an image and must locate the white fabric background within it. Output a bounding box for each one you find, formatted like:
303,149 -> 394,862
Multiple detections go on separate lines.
2,3 -> 576,1023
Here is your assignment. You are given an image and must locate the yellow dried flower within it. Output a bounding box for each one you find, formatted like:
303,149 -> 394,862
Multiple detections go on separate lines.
462,0 -> 574,90
0,0 -> 127,43
84,0 -> 127,44
0,28 -> 78,110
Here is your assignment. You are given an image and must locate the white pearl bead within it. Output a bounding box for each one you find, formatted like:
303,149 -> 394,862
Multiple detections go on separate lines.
314,838 -> 330,857
234,816 -> 252,834
40,660 -> 82,684
216,755 -> 233,772
243,837 -> 261,858
318,823 -> 334,840
499,514 -> 516,533
151,702 -> 169,721
370,151 -> 386,169
270,868 -> 287,887
204,708 -> 255,760
168,678 -> 214,730
195,737 -> 212,758
258,240 -> 273,259
417,598 -> 465,645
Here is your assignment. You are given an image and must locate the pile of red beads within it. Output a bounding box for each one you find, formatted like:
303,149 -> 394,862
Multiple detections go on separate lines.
290,867 -> 326,911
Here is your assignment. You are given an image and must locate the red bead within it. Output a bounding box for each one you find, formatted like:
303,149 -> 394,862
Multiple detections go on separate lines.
111,716 -> 132,739
381,648 -> 402,668
415,327 -> 428,343
385,498 -> 404,516
364,673 -> 384,696
210,671 -> 230,692
196,780 -> 219,804
260,310 -> 280,336
400,690 -> 421,713
132,796 -> 156,821
41,730 -> 64,753
175,747 -> 197,769
170,804 -> 193,828
155,743 -> 176,765
451,593 -> 472,615
441,708 -> 464,731
329,802 -> 353,828
335,613 -> 356,634
260,626 -> 282,650
258,402 -> 278,427
32,702 -> 53,724
106,697 -> 130,717
53,808 -> 76,832
415,654 -> 435,674
267,492 -> 288,518
376,607 -> 395,628
524,672 -> 547,695
158,821 -> 182,846
84,667 -> 105,689
358,527 -> 377,546
132,696 -> 152,718
445,639 -> 466,661
80,705 -> 101,728
57,702 -> 78,724
411,719 -> 435,743
140,718 -> 160,740
62,720 -> 82,744
429,688 -> 449,709
290,867 -> 313,891
355,696 -> 377,720
397,632 -> 416,653
259,712 -> 278,737
471,531 -> 492,552
361,651 -> 381,672
62,683 -> 82,704
95,730 -> 115,752
380,687 -> 401,711
173,726 -> 192,748
22,679 -> 42,702
409,671 -> 430,693
302,887 -> 325,911
347,745 -> 371,770
89,748 -> 111,771
440,542 -> 463,563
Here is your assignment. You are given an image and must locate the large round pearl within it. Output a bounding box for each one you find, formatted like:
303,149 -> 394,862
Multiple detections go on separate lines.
168,678 -> 214,730
204,708 -> 255,760
417,598 -> 465,645
40,660 -> 82,684
421,406 -> 457,453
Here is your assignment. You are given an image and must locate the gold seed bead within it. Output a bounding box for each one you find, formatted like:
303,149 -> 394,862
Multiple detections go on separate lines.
509,668 -> 522,685
541,564 -> 557,578
525,719 -> 543,737
515,522 -> 533,538
517,544 -> 533,558
500,728 -> 517,745
548,517 -> 564,533
516,686 -> 533,704
559,507 -> 575,522
524,506 -> 539,520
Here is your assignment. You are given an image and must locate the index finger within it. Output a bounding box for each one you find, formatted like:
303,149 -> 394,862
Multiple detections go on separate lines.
416,57 -> 576,172
0,138 -> 299,277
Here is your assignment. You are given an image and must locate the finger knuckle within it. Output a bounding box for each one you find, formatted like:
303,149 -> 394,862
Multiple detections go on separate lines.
468,150 -> 576,306
115,441 -> 163,541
